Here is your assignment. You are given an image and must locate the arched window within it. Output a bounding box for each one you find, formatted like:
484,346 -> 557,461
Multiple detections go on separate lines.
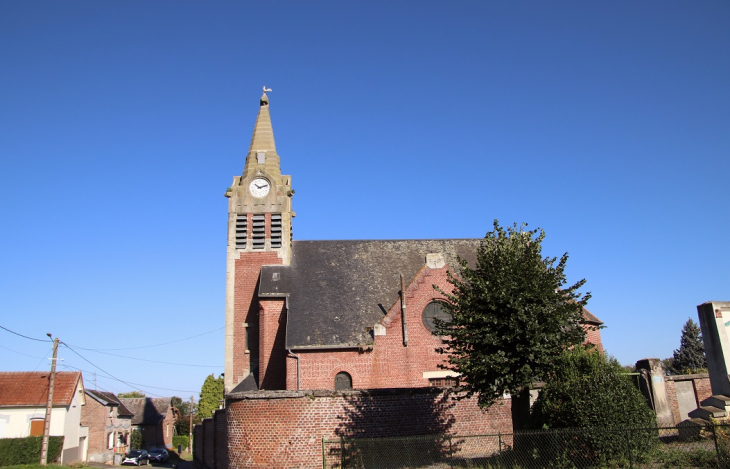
422,301 -> 451,333
335,372 -> 352,390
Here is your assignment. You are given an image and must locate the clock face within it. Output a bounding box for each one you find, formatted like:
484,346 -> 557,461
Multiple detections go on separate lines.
249,178 -> 271,198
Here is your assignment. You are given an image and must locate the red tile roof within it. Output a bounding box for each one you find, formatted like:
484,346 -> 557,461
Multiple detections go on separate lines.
0,371 -> 82,407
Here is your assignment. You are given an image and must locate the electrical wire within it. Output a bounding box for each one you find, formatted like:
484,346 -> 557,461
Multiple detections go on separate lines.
0,325 -> 52,342
76,349 -> 223,368
65,326 -> 224,351
61,363 -> 198,394
0,343 -> 47,359
59,341 -> 164,398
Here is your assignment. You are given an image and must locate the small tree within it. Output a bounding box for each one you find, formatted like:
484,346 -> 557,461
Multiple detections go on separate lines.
670,318 -> 707,375
130,429 -> 143,450
198,374 -> 224,419
530,346 -> 657,463
118,391 -> 145,398
436,220 -> 592,409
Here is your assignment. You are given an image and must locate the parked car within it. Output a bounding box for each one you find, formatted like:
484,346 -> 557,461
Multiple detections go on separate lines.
148,448 -> 169,463
123,450 -> 150,466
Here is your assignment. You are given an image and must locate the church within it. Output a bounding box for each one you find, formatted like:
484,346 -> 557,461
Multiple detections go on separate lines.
223,90 -> 604,395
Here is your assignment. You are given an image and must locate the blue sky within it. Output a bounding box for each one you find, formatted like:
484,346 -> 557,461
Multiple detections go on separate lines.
1,1 -> 728,399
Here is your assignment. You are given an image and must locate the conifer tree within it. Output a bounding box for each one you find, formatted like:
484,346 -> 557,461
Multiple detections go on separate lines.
670,318 -> 707,374
198,374 -> 224,419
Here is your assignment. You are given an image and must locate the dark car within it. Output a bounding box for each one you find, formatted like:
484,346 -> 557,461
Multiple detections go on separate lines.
148,448 -> 169,463
122,450 -> 150,466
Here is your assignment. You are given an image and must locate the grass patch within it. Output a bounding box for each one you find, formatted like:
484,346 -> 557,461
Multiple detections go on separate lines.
1,465 -> 68,469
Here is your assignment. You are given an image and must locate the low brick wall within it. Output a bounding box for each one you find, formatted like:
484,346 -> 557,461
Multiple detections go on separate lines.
217,387 -> 512,469
193,425 -> 203,469
665,373 -> 711,425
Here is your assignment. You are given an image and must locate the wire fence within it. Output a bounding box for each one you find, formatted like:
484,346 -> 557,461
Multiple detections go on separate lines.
322,423 -> 730,468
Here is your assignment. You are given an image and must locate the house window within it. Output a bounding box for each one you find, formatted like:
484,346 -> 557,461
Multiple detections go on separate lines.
335,372 -> 352,390
235,215 -> 247,249
30,419 -> 44,437
107,432 -> 114,450
422,301 -> 451,333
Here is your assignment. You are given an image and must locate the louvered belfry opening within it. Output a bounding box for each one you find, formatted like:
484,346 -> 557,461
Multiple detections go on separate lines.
270,214 -> 282,248
252,214 -> 265,249
235,215 -> 248,249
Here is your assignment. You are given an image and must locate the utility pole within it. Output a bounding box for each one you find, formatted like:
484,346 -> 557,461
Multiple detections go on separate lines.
189,395 -> 194,455
40,335 -> 59,466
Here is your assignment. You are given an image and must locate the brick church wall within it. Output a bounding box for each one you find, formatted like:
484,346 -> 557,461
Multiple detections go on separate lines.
232,250 -> 282,387
222,388 -> 512,469
286,266 -> 455,390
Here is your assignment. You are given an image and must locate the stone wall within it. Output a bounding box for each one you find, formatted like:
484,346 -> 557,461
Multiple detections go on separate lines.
194,387 -> 513,469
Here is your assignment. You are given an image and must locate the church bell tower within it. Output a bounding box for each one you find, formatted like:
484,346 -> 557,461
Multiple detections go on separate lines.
224,88 -> 294,393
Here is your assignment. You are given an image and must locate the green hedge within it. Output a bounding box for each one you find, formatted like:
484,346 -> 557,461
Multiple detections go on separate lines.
172,436 -> 189,450
0,436 -> 64,466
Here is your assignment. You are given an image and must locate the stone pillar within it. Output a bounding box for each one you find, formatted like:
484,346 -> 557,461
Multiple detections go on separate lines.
635,358 -> 674,427
697,301 -> 730,397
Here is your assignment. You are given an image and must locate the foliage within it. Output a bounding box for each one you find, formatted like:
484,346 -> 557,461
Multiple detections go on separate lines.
117,391 -> 145,398
198,374 -> 224,419
669,318 -> 707,375
172,436 -> 189,451
130,429 -> 143,450
530,346 -> 657,463
436,220 -> 592,409
0,436 -> 64,466
171,396 -> 195,417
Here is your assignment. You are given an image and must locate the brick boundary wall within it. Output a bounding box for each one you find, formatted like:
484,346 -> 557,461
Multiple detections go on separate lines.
664,373 -> 712,425
193,425 -> 204,469
209,387 -> 513,469
214,409 -> 229,469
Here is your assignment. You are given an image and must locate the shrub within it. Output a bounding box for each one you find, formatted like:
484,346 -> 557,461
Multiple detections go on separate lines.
530,346 -> 657,464
0,436 -> 64,466
172,436 -> 189,451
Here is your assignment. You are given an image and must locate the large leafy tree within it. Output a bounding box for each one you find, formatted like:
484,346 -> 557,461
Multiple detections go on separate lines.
436,220 -> 592,409
118,391 -> 145,398
669,318 -> 707,375
198,374 -> 224,419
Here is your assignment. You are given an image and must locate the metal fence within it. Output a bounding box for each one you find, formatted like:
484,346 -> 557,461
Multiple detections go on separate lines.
322,423 -> 730,468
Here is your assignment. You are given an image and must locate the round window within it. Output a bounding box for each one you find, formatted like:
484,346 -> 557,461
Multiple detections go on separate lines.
422,301 -> 451,333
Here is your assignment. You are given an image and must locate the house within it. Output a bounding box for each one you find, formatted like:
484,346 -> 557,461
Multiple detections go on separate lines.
223,91 -> 604,394
119,398 -> 176,450
0,371 -> 88,464
81,390 -> 134,463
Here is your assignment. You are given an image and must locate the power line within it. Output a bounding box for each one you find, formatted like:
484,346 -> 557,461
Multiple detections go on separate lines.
61,363 -> 198,394
0,325 -> 53,342
59,342 -> 164,398
65,326 -> 224,351
76,348 -> 223,368
0,343 -> 47,359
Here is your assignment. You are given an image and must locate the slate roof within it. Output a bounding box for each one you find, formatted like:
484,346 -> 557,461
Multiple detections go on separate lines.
260,239 -> 603,349
261,239 -> 482,348
0,371 -> 82,407
119,398 -> 171,425
86,390 -> 133,416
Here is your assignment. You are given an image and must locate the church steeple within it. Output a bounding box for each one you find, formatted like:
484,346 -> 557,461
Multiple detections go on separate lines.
225,87 -> 294,263
242,88 -> 281,179
224,88 -> 294,393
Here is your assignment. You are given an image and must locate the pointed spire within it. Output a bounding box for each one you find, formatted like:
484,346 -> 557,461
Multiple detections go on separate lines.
242,87 -> 281,178
248,86 -> 276,154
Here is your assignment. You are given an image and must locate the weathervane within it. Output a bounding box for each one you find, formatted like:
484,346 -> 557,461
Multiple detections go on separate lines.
263,86 -> 272,93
